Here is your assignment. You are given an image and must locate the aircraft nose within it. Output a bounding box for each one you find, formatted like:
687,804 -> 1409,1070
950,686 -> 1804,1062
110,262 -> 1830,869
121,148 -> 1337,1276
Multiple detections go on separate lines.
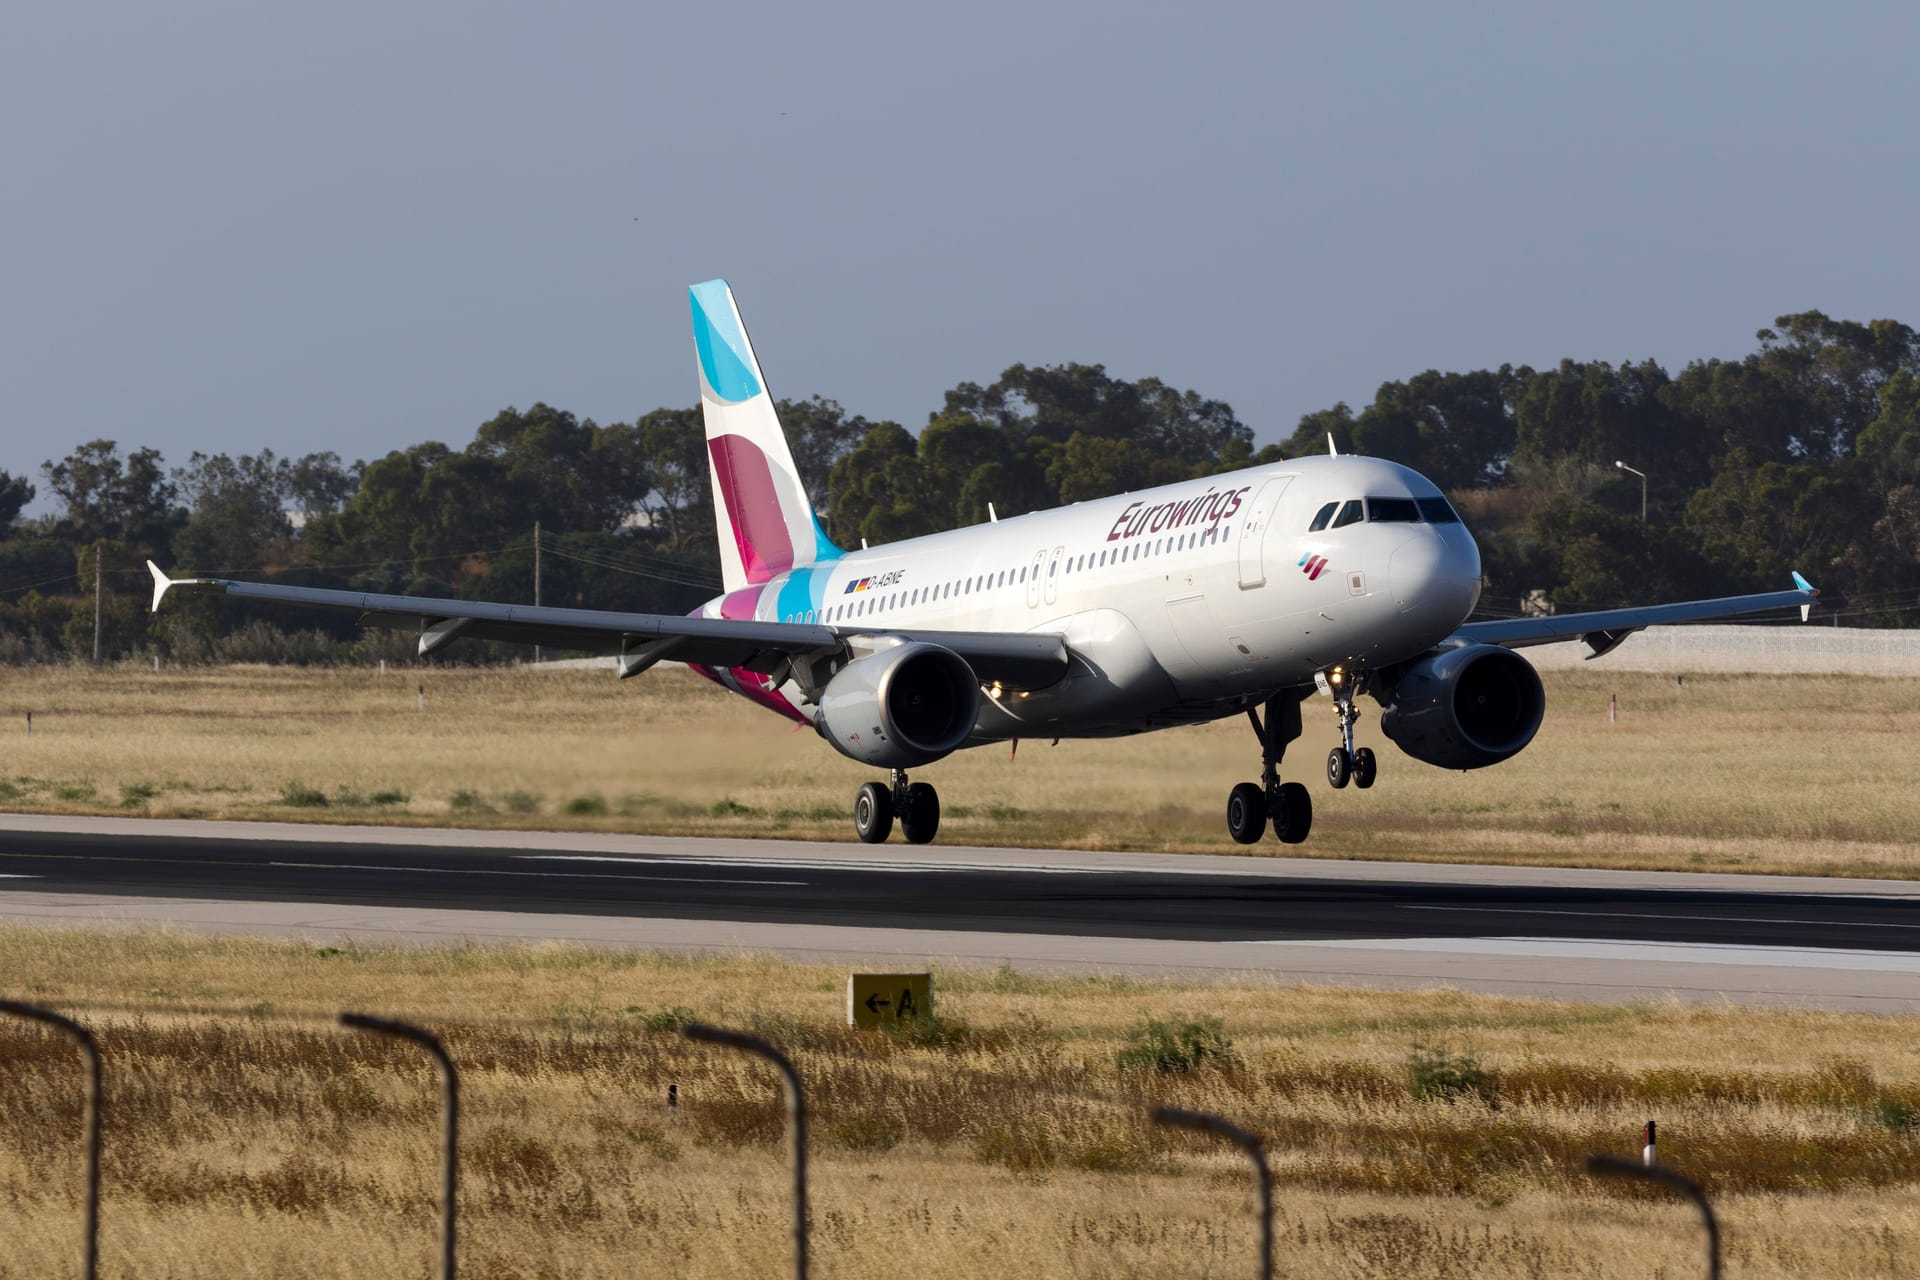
1389,529 -> 1482,622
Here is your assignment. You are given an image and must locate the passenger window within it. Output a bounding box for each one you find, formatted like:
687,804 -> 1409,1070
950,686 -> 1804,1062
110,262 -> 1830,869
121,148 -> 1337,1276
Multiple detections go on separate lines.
1367,497 -> 1421,523
1331,499 -> 1364,528
1417,497 -> 1461,524
1308,501 -> 1337,532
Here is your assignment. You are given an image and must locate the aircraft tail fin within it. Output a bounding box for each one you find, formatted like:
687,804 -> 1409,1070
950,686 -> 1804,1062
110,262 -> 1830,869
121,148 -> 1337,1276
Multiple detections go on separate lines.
690,279 -> 843,591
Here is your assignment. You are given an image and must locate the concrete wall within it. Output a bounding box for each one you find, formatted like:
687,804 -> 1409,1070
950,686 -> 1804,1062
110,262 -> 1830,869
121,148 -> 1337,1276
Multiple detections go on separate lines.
1517,624 -> 1920,677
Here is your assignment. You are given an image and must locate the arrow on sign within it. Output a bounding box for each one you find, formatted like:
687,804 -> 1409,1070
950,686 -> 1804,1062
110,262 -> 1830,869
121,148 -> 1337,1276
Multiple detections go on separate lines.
865,993 -> 890,1014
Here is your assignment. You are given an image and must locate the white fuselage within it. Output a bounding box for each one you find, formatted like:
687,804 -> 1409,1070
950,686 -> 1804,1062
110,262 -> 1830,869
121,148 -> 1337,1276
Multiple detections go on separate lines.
698,455 -> 1482,741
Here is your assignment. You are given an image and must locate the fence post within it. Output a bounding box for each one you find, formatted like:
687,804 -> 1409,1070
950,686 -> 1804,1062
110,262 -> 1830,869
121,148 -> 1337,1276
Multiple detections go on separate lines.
0,1000 -> 102,1280
683,1023 -> 809,1280
341,1013 -> 459,1280
1152,1107 -> 1272,1280
1584,1153 -> 1720,1280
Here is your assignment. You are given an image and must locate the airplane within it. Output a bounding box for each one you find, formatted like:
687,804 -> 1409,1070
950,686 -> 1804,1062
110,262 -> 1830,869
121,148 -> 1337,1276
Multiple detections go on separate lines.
147,279 -> 1818,847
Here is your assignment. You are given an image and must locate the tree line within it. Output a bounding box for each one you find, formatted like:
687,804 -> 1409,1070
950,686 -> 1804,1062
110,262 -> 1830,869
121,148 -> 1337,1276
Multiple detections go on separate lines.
3,308 -> 1917,663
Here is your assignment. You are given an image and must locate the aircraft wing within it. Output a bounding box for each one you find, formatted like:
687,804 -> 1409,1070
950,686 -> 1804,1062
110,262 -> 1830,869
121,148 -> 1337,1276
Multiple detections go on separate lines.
1450,573 -> 1819,660
147,562 -> 1069,690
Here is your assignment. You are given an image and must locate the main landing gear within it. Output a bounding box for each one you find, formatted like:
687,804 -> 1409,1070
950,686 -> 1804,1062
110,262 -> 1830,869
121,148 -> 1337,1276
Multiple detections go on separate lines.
1226,692 -> 1313,845
1325,685 -> 1376,790
853,769 -> 940,845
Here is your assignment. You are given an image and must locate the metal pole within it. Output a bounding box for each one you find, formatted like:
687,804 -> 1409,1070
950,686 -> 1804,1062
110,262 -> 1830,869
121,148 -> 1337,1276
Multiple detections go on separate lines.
1,1000 -> 102,1280
1615,461 -> 1648,523
1585,1153 -> 1720,1280
684,1023 -> 809,1280
1152,1107 -> 1272,1280
92,541 -> 103,664
341,1013 -> 459,1280
532,521 -> 542,664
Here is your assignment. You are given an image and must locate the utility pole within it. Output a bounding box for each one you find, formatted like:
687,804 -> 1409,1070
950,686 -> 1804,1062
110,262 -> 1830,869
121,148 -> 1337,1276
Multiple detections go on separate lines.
92,539 -> 104,664
532,521 -> 542,663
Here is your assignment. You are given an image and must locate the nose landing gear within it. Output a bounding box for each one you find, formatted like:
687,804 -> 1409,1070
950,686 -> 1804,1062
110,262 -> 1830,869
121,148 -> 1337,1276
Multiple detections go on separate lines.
1226,691 -> 1313,845
1325,686 -> 1376,790
853,769 -> 941,845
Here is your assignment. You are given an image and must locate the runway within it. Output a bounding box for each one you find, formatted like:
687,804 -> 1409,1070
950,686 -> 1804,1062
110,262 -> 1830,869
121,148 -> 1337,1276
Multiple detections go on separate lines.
3,814 -> 1919,1012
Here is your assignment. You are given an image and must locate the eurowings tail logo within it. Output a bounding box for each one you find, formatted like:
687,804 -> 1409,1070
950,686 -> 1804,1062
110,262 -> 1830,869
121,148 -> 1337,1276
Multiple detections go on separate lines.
1298,553 -> 1329,581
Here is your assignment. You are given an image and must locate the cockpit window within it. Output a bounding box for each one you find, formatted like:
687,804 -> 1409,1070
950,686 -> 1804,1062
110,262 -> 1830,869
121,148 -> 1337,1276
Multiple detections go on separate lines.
1307,501 -> 1337,532
1367,497 -> 1421,523
1417,496 -> 1461,524
1331,499 -> 1365,528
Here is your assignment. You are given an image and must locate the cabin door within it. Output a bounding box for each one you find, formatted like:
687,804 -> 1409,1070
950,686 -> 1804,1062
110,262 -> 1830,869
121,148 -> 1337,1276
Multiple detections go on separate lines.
1236,477 -> 1293,589
1042,545 -> 1065,606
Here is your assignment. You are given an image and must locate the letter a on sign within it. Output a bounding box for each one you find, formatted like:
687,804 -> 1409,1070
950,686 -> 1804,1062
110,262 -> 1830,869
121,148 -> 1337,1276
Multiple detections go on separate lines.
848,973 -> 933,1027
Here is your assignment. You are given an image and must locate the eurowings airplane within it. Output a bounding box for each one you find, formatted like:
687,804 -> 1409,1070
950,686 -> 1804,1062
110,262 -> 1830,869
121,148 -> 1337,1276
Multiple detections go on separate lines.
148,280 -> 1818,847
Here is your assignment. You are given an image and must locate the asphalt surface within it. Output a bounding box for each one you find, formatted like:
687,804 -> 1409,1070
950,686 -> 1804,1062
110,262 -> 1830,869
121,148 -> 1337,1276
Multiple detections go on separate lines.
3,823 -> 1917,952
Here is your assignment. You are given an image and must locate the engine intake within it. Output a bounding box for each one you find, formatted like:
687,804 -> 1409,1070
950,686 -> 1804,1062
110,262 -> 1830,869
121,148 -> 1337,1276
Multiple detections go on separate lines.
1378,644 -> 1545,770
816,642 -> 980,768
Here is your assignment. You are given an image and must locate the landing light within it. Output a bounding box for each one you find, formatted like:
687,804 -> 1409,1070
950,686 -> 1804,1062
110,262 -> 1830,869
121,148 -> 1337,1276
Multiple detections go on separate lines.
1329,668 -> 1345,686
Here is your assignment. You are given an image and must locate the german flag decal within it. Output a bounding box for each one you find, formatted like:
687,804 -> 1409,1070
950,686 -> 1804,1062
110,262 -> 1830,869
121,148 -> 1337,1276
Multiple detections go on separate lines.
1297,553 -> 1329,581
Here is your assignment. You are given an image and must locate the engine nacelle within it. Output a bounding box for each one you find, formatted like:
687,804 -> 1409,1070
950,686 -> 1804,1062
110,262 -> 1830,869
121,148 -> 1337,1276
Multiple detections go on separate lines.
815,642 -> 981,768
1378,644 -> 1545,770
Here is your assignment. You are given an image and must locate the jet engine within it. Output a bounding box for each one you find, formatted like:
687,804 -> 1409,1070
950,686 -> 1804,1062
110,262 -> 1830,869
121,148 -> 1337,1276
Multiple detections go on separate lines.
1377,643 -> 1545,770
815,642 -> 981,768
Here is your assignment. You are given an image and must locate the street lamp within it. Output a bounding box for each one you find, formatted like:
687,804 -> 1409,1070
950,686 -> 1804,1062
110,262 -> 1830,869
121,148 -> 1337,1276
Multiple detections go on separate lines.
1614,461 -> 1647,522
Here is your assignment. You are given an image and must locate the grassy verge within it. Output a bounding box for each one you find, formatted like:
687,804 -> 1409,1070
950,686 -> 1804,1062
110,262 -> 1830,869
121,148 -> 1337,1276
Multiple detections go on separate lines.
3,930 -> 1918,1277
0,663 -> 1917,875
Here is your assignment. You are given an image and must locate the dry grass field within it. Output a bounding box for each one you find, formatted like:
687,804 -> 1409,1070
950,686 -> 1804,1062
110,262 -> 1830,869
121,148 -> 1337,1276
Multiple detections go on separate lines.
1,662 -> 1917,875
4,931 -> 1920,1277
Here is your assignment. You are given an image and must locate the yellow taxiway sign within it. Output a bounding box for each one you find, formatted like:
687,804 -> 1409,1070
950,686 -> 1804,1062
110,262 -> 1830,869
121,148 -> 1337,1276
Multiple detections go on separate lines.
848,973 -> 931,1027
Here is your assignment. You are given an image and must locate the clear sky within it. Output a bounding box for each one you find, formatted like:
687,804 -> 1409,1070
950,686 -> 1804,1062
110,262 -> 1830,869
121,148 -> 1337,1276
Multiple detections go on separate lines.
4,1 -> 1916,498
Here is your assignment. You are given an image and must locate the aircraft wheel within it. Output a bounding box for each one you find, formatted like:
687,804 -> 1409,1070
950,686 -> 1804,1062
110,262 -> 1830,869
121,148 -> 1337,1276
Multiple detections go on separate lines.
1273,781 -> 1313,845
854,782 -> 894,844
1352,747 -> 1377,790
1226,782 -> 1267,844
901,782 -> 941,845
1326,747 -> 1352,789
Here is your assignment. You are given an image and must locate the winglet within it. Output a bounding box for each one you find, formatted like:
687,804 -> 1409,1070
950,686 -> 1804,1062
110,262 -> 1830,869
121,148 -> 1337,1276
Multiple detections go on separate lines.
147,560 -> 172,613
1791,570 -> 1819,621
147,561 -> 220,613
